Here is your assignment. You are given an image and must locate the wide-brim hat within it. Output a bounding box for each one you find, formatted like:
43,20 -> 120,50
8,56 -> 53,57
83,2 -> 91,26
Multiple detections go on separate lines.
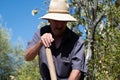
41,0 -> 77,22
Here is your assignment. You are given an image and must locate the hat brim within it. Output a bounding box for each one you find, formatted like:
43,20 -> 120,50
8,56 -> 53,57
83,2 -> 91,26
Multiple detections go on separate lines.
40,13 -> 77,22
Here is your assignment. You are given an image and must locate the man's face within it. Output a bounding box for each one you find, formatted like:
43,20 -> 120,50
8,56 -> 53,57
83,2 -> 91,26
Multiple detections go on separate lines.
49,20 -> 67,37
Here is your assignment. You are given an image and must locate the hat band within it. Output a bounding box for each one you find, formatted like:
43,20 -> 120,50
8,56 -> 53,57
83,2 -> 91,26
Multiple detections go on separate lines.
48,10 -> 69,14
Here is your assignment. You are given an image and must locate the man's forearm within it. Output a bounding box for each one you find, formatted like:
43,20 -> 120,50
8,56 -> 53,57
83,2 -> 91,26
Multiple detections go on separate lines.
24,40 -> 43,61
68,70 -> 81,80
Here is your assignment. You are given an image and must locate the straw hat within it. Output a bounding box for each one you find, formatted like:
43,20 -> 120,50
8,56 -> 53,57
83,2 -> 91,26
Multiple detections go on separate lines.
41,0 -> 77,21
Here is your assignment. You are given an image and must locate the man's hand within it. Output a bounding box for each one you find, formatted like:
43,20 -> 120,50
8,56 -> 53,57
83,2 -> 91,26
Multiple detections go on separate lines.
68,70 -> 81,80
41,33 -> 54,48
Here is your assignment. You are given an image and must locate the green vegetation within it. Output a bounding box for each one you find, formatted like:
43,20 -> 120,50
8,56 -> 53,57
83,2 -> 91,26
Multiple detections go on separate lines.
70,0 -> 120,80
0,21 -> 40,80
0,24 -> 12,80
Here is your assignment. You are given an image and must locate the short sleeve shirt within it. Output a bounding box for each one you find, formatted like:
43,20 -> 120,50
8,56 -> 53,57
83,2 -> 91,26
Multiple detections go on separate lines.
27,25 -> 87,80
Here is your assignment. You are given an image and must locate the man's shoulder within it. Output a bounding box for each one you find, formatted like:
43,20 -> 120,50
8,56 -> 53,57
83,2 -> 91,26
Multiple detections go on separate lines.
66,27 -> 79,39
77,37 -> 85,46
67,28 -> 84,44
40,25 -> 51,36
40,25 -> 50,30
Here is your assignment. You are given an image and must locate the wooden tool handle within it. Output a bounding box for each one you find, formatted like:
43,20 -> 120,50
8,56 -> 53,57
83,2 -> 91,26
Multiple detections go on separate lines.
45,48 -> 57,80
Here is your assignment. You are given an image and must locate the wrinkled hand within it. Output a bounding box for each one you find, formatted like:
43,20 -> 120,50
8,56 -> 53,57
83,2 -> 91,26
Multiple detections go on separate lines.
41,33 -> 54,48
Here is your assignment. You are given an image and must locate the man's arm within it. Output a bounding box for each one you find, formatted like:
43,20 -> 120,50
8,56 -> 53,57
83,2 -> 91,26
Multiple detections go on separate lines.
69,38 -> 86,80
68,70 -> 81,80
24,33 -> 54,61
24,40 -> 43,61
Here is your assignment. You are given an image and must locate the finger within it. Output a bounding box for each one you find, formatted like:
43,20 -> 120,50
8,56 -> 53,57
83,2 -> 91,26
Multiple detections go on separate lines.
41,37 -> 47,47
46,37 -> 51,47
42,34 -> 51,47
47,34 -> 53,46
44,33 -> 52,47
49,33 -> 54,42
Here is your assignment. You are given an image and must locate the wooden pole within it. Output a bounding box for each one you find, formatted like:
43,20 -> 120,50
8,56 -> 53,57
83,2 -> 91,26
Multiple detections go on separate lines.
45,48 -> 57,80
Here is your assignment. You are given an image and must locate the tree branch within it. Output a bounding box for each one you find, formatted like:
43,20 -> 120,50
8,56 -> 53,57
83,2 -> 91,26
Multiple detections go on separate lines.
92,11 -> 105,31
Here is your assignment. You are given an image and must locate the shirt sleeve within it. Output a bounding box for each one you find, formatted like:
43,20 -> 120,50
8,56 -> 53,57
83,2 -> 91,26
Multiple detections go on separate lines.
71,38 -> 87,73
26,29 -> 41,49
